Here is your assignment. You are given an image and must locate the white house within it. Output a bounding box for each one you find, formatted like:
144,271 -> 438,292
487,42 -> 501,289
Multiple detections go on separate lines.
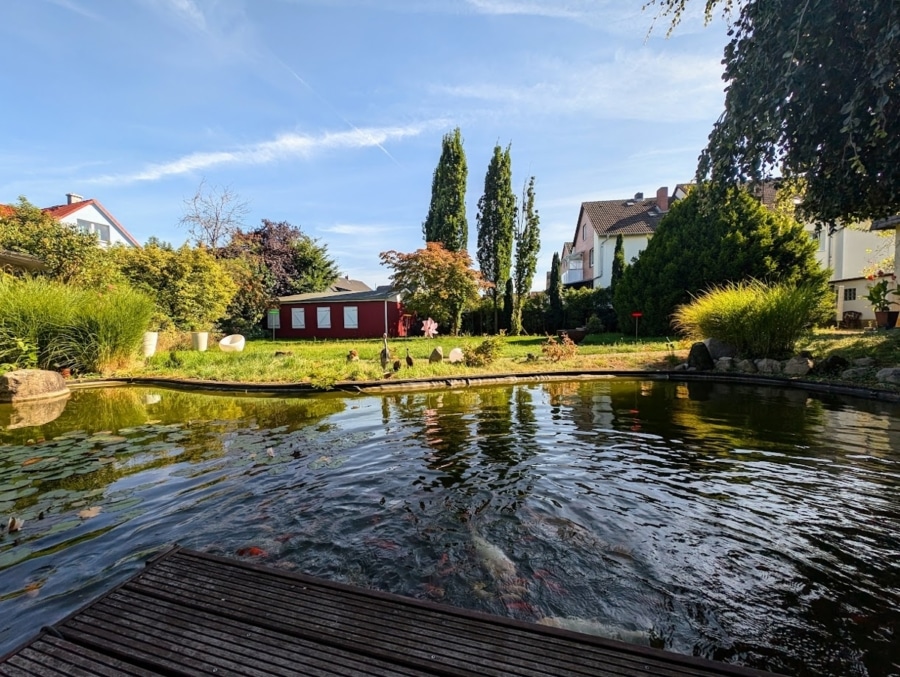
42,193 -> 140,247
557,185 -> 689,290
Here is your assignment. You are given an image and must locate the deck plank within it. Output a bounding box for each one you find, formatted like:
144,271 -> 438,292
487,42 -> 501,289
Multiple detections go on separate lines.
1,546 -> 782,676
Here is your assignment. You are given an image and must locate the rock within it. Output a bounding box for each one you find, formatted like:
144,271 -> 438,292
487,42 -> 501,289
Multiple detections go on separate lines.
448,348 -> 465,364
783,356 -> 813,376
703,338 -> 737,361
736,359 -> 757,373
841,367 -> 872,380
755,358 -> 782,374
1,394 -> 70,429
428,347 -> 444,364
673,362 -> 689,371
687,342 -> 715,371
714,357 -> 734,372
812,354 -> 849,375
853,357 -> 875,367
876,367 -> 900,385
0,369 -> 68,403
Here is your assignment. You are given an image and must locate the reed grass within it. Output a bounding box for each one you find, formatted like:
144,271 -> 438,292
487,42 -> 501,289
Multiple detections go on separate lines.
673,280 -> 830,358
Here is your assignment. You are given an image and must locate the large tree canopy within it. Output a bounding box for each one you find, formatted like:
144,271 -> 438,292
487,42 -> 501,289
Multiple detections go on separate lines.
423,127 -> 469,252
379,242 -> 485,336
512,176 -> 541,335
648,0 -> 900,225
613,184 -> 829,335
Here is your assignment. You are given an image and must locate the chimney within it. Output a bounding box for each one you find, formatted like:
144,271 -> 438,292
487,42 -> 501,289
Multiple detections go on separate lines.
634,192 -> 644,201
656,186 -> 668,212
66,193 -> 84,204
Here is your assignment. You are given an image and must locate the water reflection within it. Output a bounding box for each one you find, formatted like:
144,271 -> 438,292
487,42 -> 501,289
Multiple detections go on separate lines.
0,381 -> 898,677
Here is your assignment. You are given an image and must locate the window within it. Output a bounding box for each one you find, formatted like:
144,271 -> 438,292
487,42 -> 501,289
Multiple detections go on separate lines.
291,308 -> 305,329
844,288 -> 856,302
589,248 -> 594,268
582,224 -> 586,241
343,306 -> 358,329
316,307 -> 331,329
77,219 -> 111,243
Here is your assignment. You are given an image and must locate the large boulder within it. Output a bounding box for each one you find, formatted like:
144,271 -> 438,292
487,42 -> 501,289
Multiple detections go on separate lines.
687,342 -> 715,371
703,338 -> 737,361
783,356 -> 813,376
428,347 -> 444,364
876,367 -> 900,385
0,369 -> 68,403
755,358 -> 782,375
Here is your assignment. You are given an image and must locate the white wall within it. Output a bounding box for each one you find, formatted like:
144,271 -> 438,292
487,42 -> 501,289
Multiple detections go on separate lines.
805,224 -> 891,281
592,233 -> 649,288
56,203 -> 134,247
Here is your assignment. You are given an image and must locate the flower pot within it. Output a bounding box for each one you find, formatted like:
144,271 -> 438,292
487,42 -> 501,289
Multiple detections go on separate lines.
190,331 -> 209,352
875,310 -> 899,330
142,331 -> 159,358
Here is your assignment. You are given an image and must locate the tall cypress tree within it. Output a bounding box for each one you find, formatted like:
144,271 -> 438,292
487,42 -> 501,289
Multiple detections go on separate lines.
548,251 -> 564,331
610,233 -> 626,292
477,143 -> 516,332
512,176 -> 540,335
423,127 -> 468,252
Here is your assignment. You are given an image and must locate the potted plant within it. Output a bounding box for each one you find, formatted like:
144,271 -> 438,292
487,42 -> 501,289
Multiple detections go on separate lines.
188,322 -> 210,352
863,279 -> 899,329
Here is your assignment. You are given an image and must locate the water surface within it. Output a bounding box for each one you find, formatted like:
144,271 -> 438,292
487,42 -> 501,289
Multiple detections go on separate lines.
1,380 -> 898,676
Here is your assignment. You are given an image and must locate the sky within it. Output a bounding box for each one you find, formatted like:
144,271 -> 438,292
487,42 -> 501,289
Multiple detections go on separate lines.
0,0 -> 731,290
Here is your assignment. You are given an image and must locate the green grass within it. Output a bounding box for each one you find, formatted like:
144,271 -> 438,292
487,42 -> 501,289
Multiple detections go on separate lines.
110,333 -> 688,388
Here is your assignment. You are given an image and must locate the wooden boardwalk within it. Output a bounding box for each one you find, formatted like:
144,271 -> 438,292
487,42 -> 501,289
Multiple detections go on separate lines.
1,547 -> 779,676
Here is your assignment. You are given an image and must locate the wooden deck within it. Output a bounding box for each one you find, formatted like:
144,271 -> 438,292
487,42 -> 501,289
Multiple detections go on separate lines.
1,546 -> 779,676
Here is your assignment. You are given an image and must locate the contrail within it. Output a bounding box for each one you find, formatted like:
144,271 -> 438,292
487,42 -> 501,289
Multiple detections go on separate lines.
270,53 -> 402,166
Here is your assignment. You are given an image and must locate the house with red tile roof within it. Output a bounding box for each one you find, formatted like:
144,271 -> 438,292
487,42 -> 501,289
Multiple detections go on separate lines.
40,193 -> 140,247
555,185 -> 690,290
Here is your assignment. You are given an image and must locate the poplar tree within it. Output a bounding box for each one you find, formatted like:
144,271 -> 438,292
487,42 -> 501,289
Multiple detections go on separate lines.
512,176 -> 540,335
476,144 -> 516,333
547,252 -> 564,331
422,127 -> 468,252
610,233 -> 626,293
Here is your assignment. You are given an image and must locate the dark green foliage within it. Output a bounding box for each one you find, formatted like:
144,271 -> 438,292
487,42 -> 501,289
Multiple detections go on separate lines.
520,292 -> 548,335
477,144 -> 516,332
610,234 -> 626,292
423,127 -> 469,252
648,0 -> 900,226
222,219 -> 338,298
563,287 -> 607,328
463,336 -> 503,366
547,252 -> 564,331
613,184 -> 829,336
512,177 -> 541,335
502,278 -> 514,332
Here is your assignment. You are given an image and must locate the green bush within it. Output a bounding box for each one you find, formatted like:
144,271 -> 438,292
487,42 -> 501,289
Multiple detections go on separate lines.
672,280 -> 831,358
463,336 -> 504,366
0,277 -> 154,374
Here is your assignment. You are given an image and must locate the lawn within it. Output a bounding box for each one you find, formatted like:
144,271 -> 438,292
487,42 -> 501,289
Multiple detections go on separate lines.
101,328 -> 900,391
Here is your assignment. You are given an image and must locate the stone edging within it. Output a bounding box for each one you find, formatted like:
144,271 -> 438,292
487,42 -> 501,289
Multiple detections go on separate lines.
68,371 -> 900,403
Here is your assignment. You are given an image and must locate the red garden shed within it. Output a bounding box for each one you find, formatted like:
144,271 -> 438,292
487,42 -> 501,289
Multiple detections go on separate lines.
271,288 -> 409,339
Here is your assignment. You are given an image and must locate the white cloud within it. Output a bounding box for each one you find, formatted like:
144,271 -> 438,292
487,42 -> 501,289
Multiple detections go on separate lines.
150,0 -> 208,31
321,223 -> 394,236
90,123 -> 435,184
434,49 -> 725,122
44,0 -> 102,21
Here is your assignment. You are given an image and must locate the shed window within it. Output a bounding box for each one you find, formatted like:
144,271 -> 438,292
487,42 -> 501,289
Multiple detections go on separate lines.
343,306 -> 358,329
316,307 -> 331,329
291,308 -> 306,329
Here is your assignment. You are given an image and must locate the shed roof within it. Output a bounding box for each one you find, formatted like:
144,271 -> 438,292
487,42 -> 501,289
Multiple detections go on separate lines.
279,288 -> 401,304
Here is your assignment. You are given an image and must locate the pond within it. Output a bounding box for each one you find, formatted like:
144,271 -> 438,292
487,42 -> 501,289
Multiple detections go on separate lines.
1,379 -> 899,676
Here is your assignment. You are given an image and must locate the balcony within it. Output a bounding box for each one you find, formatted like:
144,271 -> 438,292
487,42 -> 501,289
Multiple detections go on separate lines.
562,269 -> 584,285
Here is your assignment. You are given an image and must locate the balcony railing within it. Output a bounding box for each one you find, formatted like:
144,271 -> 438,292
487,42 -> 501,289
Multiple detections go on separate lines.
562,270 -> 584,284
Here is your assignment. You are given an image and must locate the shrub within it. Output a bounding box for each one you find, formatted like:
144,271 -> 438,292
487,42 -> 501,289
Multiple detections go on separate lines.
672,280 -> 830,358
542,334 -> 578,361
463,336 -> 504,366
585,314 -> 604,335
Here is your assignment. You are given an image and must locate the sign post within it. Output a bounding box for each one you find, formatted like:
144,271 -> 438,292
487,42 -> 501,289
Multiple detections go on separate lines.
631,311 -> 642,340
267,309 -> 279,341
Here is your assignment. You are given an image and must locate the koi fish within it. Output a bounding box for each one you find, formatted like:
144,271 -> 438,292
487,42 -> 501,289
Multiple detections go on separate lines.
471,532 -> 517,582
236,546 -> 267,557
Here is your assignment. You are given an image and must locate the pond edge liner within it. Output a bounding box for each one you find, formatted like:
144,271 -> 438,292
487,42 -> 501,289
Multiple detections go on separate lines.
66,371 -> 900,403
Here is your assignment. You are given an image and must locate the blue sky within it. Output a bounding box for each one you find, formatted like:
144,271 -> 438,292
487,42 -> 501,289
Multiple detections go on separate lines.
1,0 -> 729,290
